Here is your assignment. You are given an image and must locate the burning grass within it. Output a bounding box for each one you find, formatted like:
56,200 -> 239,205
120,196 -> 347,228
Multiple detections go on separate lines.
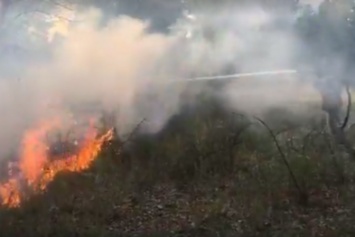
1,101 -> 355,236
0,116 -> 113,208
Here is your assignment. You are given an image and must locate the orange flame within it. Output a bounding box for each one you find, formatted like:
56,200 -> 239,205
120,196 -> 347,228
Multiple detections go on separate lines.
0,117 -> 113,208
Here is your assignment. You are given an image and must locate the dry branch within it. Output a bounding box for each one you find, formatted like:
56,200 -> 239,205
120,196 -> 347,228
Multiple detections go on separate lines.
253,116 -> 308,205
341,83 -> 351,130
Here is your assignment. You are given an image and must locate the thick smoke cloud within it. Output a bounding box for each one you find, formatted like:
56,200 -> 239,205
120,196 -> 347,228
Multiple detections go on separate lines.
0,1 -> 335,158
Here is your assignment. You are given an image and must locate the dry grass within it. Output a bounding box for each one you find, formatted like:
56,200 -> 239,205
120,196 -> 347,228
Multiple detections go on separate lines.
1,98 -> 355,236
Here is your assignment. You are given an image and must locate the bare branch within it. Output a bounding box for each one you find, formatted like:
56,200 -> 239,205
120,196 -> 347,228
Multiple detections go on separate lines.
121,118 -> 147,145
341,83 -> 351,130
253,116 -> 306,204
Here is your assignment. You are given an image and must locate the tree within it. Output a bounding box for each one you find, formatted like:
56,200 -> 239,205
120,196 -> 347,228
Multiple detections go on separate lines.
295,0 -> 355,82
295,1 -> 355,157
68,0 -> 185,33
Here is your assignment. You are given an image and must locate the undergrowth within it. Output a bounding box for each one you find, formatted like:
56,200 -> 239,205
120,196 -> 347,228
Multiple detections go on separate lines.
1,98 -> 355,236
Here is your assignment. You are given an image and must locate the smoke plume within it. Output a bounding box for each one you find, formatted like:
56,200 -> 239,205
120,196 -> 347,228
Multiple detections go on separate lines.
0,1 -> 339,158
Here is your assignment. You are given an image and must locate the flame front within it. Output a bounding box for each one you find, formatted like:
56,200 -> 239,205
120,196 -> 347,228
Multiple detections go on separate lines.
0,117 -> 113,208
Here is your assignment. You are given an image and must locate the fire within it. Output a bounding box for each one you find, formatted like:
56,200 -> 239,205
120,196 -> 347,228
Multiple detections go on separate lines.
0,117 -> 113,208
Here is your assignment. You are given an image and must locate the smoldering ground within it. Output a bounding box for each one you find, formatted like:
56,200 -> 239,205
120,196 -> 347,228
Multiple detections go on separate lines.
0,2 -> 347,159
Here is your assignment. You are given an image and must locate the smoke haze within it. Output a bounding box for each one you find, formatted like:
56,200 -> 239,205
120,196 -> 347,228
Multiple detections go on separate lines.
0,1 -> 342,158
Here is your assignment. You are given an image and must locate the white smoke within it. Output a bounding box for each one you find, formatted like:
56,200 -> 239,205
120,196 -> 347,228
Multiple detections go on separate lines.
0,2 -> 323,158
